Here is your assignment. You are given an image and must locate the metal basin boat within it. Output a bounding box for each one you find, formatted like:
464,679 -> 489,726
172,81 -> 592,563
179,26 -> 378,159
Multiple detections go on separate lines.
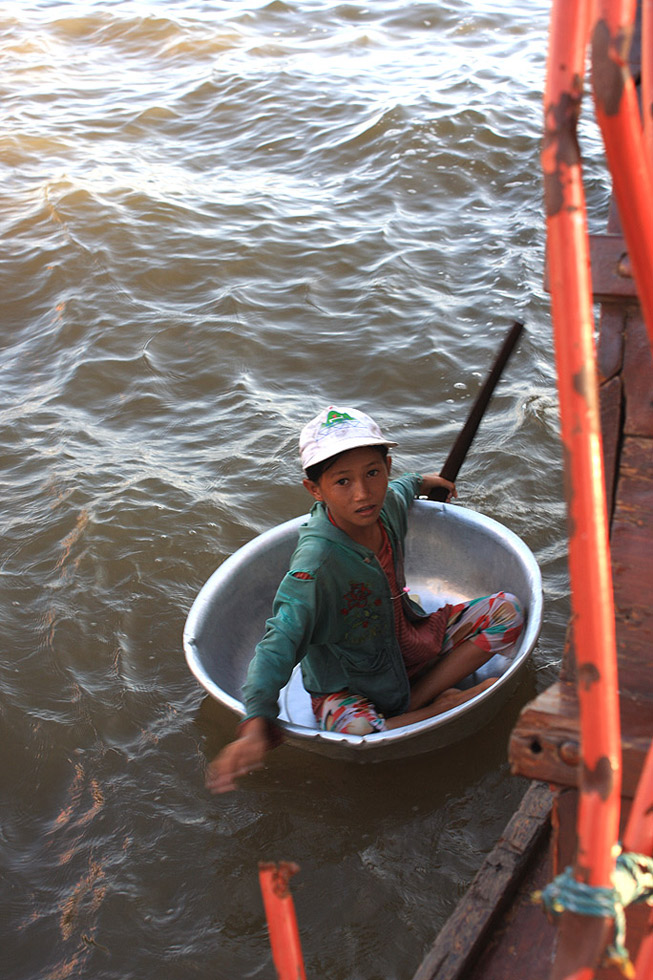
183,499 -> 543,761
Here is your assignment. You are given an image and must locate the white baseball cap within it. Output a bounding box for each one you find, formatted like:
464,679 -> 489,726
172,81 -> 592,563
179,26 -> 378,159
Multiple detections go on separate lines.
299,406 -> 397,472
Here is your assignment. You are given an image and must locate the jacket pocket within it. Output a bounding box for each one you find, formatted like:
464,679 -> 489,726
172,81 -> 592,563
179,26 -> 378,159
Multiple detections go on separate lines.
335,643 -> 390,677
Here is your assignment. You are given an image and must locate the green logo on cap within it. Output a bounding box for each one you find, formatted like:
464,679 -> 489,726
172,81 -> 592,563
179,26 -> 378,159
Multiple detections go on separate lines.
323,410 -> 355,428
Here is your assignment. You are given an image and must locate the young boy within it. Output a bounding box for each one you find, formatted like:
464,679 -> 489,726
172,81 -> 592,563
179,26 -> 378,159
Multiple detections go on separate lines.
206,406 -> 524,794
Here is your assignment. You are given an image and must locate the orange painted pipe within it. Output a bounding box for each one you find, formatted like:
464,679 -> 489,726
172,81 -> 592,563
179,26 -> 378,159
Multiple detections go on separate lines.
623,741 -> 653,980
624,741 -> 653,856
590,13 -> 653,971
644,0 -> 653,163
543,0 -> 622,976
258,862 -> 307,980
591,0 -> 653,348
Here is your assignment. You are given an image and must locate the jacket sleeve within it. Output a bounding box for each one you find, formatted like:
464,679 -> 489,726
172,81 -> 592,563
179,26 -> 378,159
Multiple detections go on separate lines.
388,472 -> 422,509
382,472 -> 422,537
241,569 -> 320,723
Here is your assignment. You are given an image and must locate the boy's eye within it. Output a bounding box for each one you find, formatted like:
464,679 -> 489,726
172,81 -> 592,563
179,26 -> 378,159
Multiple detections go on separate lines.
368,468 -> 379,477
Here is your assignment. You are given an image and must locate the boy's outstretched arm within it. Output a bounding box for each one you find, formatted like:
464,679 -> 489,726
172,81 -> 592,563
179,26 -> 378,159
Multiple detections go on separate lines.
205,717 -> 269,794
419,473 -> 457,501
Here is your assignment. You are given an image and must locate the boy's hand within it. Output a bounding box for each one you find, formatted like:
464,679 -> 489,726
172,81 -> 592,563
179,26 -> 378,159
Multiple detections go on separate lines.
205,718 -> 269,794
420,473 -> 457,502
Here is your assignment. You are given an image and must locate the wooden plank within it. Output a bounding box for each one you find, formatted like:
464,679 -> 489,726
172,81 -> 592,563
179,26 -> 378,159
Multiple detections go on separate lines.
411,782 -> 553,980
611,436 -> 653,696
597,304 -> 625,383
469,839 -> 556,980
466,791 -> 653,979
623,311 -> 653,437
552,788 -> 581,872
600,375 -> 623,519
596,303 -> 625,521
509,682 -> 653,797
589,235 -> 638,301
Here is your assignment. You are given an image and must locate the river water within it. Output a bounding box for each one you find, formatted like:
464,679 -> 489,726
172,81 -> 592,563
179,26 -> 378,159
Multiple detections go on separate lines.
1,2 -> 611,978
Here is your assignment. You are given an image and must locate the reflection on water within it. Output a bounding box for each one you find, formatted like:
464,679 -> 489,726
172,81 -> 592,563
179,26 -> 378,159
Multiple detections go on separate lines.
1,1 -> 610,977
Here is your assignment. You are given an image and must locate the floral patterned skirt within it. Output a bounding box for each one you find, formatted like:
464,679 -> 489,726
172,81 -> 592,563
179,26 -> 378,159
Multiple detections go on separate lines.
310,590 -> 524,734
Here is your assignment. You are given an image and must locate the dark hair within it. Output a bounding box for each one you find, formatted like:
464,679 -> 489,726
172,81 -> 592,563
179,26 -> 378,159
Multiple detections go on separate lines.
304,444 -> 389,484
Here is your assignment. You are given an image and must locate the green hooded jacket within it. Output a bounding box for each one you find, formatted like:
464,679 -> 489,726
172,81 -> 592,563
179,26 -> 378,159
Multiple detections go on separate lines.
242,472 -> 428,723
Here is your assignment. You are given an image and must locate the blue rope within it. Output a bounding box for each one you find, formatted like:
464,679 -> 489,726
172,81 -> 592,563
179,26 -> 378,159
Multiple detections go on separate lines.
535,848 -> 653,978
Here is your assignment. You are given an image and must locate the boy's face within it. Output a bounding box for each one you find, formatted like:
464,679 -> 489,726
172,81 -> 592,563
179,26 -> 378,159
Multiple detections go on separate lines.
303,446 -> 391,539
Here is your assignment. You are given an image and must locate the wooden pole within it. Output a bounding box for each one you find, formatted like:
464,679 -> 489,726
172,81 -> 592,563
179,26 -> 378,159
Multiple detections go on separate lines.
428,320 -> 524,501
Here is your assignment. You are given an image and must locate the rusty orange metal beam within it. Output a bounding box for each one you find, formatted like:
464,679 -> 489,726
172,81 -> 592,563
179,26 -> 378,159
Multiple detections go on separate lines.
543,0 -> 623,977
591,0 -> 653,350
644,0 -> 653,162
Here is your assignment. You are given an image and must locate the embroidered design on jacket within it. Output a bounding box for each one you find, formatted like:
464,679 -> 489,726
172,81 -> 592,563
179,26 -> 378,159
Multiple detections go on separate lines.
340,581 -> 371,614
340,581 -> 383,643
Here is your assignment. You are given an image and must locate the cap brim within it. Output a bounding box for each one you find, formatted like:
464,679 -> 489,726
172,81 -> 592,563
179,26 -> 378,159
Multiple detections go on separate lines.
303,437 -> 398,471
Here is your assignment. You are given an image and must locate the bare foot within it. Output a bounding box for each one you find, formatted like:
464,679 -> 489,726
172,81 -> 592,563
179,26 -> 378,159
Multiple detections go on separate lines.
429,677 -> 498,715
385,677 -> 498,730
